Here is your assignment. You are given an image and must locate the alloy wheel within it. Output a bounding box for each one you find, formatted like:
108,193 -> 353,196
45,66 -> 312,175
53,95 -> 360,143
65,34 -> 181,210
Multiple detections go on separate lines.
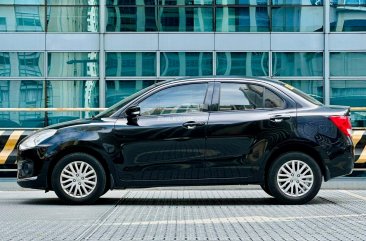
276,160 -> 314,197
60,161 -> 98,198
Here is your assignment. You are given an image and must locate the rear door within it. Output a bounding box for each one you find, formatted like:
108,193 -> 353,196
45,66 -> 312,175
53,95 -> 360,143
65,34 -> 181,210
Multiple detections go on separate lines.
205,81 -> 297,180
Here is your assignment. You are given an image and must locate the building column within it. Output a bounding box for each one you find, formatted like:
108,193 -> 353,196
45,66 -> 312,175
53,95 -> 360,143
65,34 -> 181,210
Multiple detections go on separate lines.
99,0 -> 106,108
324,0 -> 330,105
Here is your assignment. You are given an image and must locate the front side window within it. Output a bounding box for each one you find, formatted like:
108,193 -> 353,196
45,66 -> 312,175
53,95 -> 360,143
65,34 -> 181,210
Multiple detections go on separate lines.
139,83 -> 208,116
219,83 -> 285,111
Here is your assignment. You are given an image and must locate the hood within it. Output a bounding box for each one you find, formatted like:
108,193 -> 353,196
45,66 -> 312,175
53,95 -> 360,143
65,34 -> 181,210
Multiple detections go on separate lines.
43,118 -> 114,130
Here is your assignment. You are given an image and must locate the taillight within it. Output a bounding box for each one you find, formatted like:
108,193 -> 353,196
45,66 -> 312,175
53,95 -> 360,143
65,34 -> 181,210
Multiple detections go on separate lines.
329,116 -> 352,137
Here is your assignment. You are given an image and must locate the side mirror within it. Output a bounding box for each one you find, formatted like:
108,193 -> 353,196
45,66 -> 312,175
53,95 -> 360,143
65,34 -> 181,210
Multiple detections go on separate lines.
126,106 -> 141,118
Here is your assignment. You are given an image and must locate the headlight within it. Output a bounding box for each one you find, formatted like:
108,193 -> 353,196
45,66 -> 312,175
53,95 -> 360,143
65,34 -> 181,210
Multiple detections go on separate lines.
19,129 -> 57,151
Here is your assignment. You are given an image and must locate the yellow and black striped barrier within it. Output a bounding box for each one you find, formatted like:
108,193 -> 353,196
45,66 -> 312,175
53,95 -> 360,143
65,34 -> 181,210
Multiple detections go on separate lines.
353,130 -> 366,164
0,130 -> 33,168
0,129 -> 366,169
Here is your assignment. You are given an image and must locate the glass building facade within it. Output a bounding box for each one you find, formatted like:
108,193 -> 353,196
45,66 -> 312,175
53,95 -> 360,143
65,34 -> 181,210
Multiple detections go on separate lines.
1,0 -> 366,128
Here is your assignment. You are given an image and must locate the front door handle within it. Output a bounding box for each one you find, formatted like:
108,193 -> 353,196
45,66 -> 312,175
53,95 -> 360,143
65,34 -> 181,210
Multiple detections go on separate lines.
269,115 -> 291,123
182,121 -> 206,129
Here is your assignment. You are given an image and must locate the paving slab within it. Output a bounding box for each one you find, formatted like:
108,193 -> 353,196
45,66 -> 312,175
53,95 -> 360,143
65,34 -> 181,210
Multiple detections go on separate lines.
0,189 -> 366,240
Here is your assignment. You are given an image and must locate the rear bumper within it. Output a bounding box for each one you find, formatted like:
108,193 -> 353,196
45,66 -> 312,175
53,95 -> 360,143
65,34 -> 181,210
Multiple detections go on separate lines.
326,144 -> 354,180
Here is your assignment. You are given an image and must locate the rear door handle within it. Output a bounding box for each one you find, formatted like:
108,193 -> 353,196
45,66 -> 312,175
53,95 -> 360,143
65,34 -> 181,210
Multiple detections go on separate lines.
269,115 -> 291,123
182,121 -> 206,129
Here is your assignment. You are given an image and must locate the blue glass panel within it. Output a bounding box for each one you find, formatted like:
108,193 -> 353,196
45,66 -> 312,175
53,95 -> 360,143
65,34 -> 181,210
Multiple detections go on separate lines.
106,53 -> 156,77
216,0 -> 268,4
216,7 -> 269,32
106,80 -> 158,107
216,52 -> 269,76
160,52 -> 213,76
273,0 -> 323,5
0,6 -> 45,32
272,52 -> 323,77
106,6 -> 157,32
330,80 -> 366,127
160,7 -> 213,32
47,6 -> 99,32
330,52 -> 366,76
48,52 -> 99,77
0,52 -> 44,77
281,80 -> 324,103
47,0 -> 99,5
272,6 -> 323,32
330,5 -> 366,31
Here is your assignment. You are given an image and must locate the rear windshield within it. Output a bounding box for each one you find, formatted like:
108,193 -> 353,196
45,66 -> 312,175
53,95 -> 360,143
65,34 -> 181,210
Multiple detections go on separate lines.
280,82 -> 323,106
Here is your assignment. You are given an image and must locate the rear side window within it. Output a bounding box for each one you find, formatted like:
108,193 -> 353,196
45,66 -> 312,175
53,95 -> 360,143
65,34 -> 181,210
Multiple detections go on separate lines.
219,83 -> 286,111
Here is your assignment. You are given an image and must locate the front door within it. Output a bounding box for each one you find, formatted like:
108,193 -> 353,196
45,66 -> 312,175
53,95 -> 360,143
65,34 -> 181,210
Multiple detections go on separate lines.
114,82 -> 211,183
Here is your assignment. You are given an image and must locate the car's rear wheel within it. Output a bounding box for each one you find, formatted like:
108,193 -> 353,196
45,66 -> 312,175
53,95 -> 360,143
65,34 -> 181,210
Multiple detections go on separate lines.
267,152 -> 322,204
51,153 -> 106,204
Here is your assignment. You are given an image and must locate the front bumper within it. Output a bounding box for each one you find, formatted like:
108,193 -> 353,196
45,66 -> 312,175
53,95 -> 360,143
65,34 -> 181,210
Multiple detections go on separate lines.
16,148 -> 50,190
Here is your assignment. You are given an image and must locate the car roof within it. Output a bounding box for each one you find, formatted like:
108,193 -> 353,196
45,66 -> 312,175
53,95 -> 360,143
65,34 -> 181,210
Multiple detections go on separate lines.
159,76 -> 282,86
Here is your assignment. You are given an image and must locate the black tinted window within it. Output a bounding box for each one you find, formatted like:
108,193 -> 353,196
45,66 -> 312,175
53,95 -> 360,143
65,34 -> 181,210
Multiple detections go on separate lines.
139,83 -> 208,116
219,83 -> 285,111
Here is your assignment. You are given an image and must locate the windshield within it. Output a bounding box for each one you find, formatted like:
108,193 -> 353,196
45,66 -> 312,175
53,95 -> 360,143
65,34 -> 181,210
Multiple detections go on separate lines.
96,83 -> 159,118
280,82 -> 323,106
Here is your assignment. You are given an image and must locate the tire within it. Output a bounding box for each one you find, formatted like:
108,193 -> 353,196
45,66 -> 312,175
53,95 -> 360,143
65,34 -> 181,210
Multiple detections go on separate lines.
267,152 -> 322,205
260,183 -> 273,197
51,153 -> 107,204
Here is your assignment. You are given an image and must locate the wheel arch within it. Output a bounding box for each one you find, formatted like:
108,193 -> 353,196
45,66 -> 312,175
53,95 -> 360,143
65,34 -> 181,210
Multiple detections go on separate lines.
46,145 -> 113,191
263,142 -> 330,184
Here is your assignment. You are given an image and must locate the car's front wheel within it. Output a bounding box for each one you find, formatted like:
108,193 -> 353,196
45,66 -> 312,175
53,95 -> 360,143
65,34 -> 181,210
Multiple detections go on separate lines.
51,153 -> 106,204
267,152 -> 322,204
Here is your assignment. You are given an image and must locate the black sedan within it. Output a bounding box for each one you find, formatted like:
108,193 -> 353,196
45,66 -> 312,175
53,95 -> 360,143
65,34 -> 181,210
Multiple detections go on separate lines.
17,77 -> 354,204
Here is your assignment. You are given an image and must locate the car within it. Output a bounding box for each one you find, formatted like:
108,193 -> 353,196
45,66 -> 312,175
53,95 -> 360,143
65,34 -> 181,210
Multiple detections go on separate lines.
17,77 -> 355,204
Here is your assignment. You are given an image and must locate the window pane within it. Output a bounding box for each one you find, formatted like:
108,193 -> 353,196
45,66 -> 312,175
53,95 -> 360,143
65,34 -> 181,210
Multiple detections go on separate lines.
330,52 -> 366,76
330,6 -> 366,31
216,52 -> 268,76
160,7 -> 213,32
47,6 -> 99,32
0,52 -> 44,77
47,0 -> 99,5
106,0 -> 156,5
0,6 -> 45,32
47,80 -> 99,108
216,0 -> 268,4
139,83 -> 208,116
273,0 -> 323,5
330,80 -> 366,127
48,52 -> 99,77
281,80 -> 324,103
0,80 -> 45,128
330,80 -> 366,107
331,0 -> 366,6
219,83 -> 264,110
216,7 -> 269,32
272,7 -> 323,32
106,53 -> 156,77
159,0 -> 213,4
0,0 -> 45,5
272,52 -> 323,77
46,111 -> 92,126
160,52 -> 213,76
106,80 -> 158,107
106,6 -> 157,32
